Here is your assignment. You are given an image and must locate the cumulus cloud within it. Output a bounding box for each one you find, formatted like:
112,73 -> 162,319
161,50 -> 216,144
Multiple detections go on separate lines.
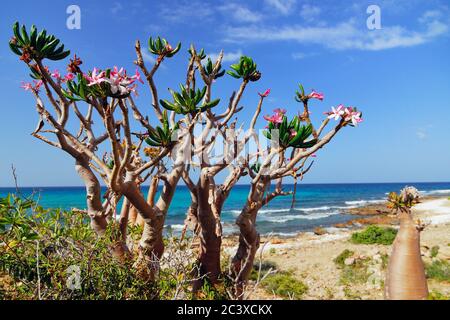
224,10 -> 449,51
264,0 -> 296,15
209,50 -> 243,63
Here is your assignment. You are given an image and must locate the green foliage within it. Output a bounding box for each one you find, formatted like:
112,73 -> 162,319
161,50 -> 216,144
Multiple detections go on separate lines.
350,225 -> 397,245
148,36 -> 181,58
160,84 -> 220,115
333,249 -> 354,269
203,57 -> 225,79
294,84 -> 306,102
227,56 -> 260,81
263,116 -> 317,149
10,22 -> 70,61
430,245 -> 440,258
261,271 -> 308,299
333,249 -> 371,286
145,110 -> 179,147
0,194 -> 205,300
426,259 -> 450,282
428,291 -> 450,300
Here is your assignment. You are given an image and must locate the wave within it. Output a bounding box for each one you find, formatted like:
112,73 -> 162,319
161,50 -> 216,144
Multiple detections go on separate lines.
344,199 -> 384,206
259,211 -> 340,223
423,189 -> 450,195
164,224 -> 185,230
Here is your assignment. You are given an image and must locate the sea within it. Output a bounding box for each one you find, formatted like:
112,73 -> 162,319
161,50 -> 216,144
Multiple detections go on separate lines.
1,182 -> 450,236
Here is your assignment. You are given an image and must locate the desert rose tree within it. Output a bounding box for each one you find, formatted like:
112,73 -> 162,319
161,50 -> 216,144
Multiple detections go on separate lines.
9,22 -> 192,277
385,187 -> 428,300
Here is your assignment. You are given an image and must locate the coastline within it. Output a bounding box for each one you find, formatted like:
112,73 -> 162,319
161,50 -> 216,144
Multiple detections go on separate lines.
222,196 -> 450,299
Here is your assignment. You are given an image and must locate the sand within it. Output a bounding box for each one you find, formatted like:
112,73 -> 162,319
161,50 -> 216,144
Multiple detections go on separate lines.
227,197 -> 450,300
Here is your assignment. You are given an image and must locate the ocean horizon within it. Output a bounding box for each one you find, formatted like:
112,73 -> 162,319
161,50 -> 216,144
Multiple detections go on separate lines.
1,182 -> 450,236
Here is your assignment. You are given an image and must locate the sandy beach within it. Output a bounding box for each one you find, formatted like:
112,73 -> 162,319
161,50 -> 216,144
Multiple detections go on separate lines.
221,196 -> 450,299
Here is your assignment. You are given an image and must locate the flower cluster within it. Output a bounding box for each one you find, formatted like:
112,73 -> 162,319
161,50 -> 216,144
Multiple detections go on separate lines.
51,69 -> 74,83
325,105 -> 362,126
308,90 -> 324,101
263,108 -> 286,125
20,80 -> 43,93
85,66 -> 144,97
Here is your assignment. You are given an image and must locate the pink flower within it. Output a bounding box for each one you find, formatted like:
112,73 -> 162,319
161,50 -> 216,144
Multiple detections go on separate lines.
308,90 -> 324,101
64,73 -> 74,81
263,113 -> 283,124
132,69 -> 144,84
344,107 -> 362,126
21,80 -> 43,93
258,88 -> 271,98
327,105 -> 345,121
87,68 -> 106,86
273,108 -> 286,115
311,153 -> 317,158
290,129 -> 297,138
51,69 -> 61,80
20,82 -> 33,91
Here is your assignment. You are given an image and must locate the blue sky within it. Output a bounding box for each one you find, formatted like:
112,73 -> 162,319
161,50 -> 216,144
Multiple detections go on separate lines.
0,0 -> 449,186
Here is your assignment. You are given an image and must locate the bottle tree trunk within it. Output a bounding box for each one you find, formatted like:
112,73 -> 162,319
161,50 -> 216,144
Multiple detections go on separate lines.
385,210 -> 428,300
193,173 -> 223,291
231,178 -> 268,299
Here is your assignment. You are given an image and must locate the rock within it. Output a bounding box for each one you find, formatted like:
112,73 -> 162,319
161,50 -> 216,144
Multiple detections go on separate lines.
344,257 -> 355,266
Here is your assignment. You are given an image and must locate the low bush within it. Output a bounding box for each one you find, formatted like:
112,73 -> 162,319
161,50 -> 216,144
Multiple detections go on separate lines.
426,259 -> 450,282
0,194 -> 199,300
350,225 -> 397,245
261,272 -> 308,299
333,249 -> 354,269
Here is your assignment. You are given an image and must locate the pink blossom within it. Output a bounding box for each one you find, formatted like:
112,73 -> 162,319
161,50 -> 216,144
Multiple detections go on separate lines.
20,82 -> 33,91
64,73 -> 74,81
311,153 -> 317,158
290,129 -> 297,138
273,108 -> 286,115
20,80 -> 43,93
263,113 -> 283,124
344,107 -> 362,126
131,69 -> 144,84
327,105 -> 345,121
86,68 -> 106,86
51,69 -> 61,80
258,88 -> 270,98
308,90 -> 324,101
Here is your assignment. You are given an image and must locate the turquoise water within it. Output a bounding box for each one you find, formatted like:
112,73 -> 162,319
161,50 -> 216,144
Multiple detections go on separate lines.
1,182 -> 450,235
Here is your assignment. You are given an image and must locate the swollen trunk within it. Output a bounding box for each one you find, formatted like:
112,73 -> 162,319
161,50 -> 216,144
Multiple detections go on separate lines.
385,211 -> 428,300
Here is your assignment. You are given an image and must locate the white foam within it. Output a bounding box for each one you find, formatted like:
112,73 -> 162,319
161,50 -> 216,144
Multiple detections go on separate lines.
345,199 -> 384,206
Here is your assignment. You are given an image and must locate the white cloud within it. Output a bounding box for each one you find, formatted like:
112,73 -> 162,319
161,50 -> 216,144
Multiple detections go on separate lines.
299,4 -> 321,22
209,50 -> 243,63
225,10 -> 449,51
141,50 -> 156,64
291,52 -> 316,60
159,1 -> 214,22
265,0 -> 296,15
416,129 -> 427,140
219,3 -> 263,23
110,2 -> 123,15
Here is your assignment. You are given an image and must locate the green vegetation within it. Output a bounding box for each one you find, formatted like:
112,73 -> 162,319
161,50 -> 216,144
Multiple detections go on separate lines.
428,290 -> 450,300
333,249 -> 371,286
430,245 -> 440,258
425,259 -> 450,282
350,225 -> 397,245
333,249 -> 354,268
0,193 -> 209,300
261,272 -> 308,299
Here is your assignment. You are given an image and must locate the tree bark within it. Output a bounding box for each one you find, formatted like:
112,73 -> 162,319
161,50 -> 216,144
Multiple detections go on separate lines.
193,172 -> 222,290
74,157 -> 108,235
231,177 -> 269,299
385,210 -> 428,300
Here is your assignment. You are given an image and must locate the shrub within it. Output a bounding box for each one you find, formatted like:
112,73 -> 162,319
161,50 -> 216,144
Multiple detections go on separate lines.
0,194 -> 199,300
428,291 -> 450,300
350,225 -> 397,245
430,245 -> 440,258
426,259 -> 450,282
261,272 -> 308,299
333,249 -> 354,268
